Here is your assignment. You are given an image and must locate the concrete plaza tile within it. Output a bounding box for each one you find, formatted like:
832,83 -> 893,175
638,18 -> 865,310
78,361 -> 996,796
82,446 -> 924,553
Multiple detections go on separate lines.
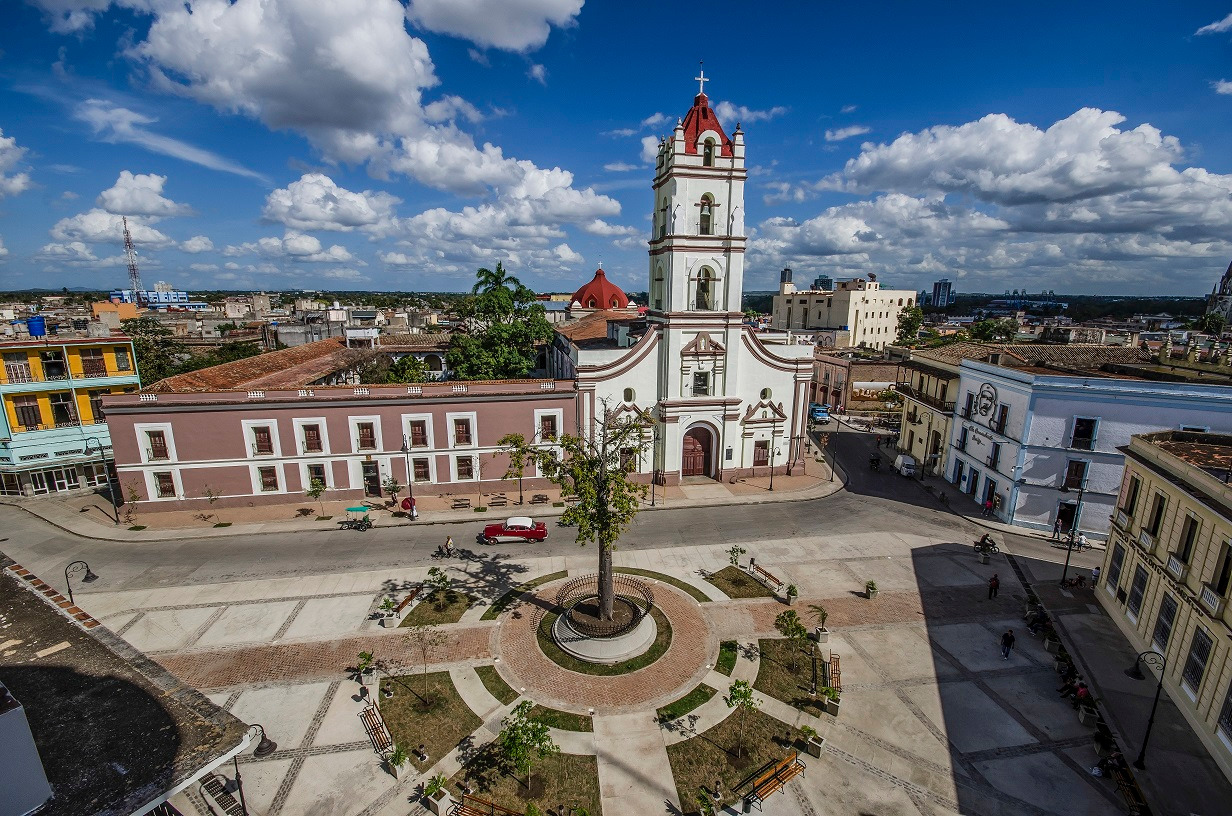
230,682 -> 333,749
796,749 -> 923,816
928,623 -> 1017,673
782,563 -> 863,599
839,688 -> 948,760
972,751 -> 1122,816
277,747 -> 396,816
280,596 -> 375,640
983,674 -> 1090,742
819,634 -> 883,687
96,610 -> 139,632
844,555 -> 920,592
912,555 -> 987,588
230,757 -> 295,816
194,600 -> 300,648
854,626 -> 962,682
314,682 -> 374,747
205,691 -> 233,710
122,607 -> 218,652
905,680 -> 1037,754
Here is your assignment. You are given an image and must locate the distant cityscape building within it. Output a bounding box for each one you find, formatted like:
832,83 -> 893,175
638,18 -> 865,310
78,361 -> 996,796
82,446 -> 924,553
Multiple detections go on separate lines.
109,282 -> 210,312
772,273 -> 916,350
812,274 -> 833,291
931,279 -> 955,308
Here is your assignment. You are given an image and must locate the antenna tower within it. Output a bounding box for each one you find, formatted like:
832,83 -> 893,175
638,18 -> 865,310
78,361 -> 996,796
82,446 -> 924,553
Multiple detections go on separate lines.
123,216 -> 142,295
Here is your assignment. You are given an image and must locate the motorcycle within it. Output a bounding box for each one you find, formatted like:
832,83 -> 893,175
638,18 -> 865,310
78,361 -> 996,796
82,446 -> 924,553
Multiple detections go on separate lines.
338,514 -> 373,532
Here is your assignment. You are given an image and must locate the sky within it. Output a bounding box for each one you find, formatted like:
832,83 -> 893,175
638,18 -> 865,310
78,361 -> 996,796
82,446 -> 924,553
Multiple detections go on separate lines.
0,2 -> 1231,298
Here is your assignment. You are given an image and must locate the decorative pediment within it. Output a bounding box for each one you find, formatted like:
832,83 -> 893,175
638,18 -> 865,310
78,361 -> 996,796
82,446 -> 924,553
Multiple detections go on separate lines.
682,332 -> 725,356
607,402 -> 656,426
741,400 -> 787,425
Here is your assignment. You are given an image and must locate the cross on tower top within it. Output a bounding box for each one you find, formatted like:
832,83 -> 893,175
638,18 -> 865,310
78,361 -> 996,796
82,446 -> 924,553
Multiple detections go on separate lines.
694,62 -> 708,95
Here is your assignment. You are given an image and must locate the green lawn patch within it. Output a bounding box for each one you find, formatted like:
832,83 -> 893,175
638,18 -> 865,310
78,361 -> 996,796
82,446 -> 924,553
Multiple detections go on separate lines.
704,565 -> 775,599
213,522 -> 232,527
715,641 -> 739,676
315,515 -> 332,521
480,570 -> 568,621
379,671 -> 482,772
474,665 -> 519,706
537,605 -> 671,676
127,525 -> 147,531
752,638 -> 826,717
616,567 -> 711,603
399,589 -> 475,626
527,704 -> 593,732
666,706 -> 802,815
657,684 -> 716,723
451,748 -> 599,816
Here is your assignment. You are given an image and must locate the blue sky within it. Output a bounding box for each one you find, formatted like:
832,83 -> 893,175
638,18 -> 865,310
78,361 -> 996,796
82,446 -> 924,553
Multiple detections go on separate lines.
1,1 -> 1231,297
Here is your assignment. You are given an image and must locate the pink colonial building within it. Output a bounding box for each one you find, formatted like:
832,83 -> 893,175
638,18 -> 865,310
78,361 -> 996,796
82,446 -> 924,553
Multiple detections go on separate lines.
103,342 -> 573,510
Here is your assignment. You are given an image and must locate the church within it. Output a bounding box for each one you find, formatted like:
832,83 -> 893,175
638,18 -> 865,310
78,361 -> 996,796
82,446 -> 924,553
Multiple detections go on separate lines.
551,75 -> 815,484
1207,260 -> 1232,326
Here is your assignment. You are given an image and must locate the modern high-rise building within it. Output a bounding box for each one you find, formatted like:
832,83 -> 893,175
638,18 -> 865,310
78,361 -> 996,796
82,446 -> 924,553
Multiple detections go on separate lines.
931,279 -> 955,308
812,274 -> 833,291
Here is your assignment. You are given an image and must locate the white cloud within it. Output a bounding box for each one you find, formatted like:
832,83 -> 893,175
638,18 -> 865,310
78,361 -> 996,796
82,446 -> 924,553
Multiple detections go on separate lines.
226,230 -> 356,263
640,136 -> 659,164
840,104 -> 857,114
422,96 -> 483,124
26,0 -> 114,33
263,173 -> 401,234
405,0 -> 583,52
1196,13 -> 1232,34
75,99 -> 268,182
467,48 -> 490,66
0,129 -> 32,199
37,241 -> 98,262
580,219 -> 639,237
641,112 -> 669,128
379,252 -> 416,266
60,191 -> 79,201
527,64 -> 547,84
0,236 -> 7,259
50,209 -> 176,248
824,125 -> 870,142
1213,79 -> 1232,95
713,101 -> 788,124
603,162 -> 640,172
602,127 -> 637,137
180,235 -> 215,253
97,170 -> 193,216
190,262 -> 219,271
553,243 -> 583,263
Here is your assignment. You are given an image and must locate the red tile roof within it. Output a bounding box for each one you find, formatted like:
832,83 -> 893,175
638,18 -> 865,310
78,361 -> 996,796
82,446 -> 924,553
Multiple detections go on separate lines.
148,338 -> 359,392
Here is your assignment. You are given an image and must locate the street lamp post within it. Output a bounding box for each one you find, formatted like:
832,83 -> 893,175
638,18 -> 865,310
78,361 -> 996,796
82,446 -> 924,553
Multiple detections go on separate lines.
1124,650 -> 1167,769
63,560 -> 98,607
234,724 -> 278,816
401,435 -> 417,520
1058,479 -> 1086,586
769,416 -> 779,492
83,435 -> 120,524
650,413 -> 660,507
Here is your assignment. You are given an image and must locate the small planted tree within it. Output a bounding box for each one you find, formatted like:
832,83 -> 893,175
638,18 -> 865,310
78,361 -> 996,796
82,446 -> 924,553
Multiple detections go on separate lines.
774,610 -> 810,670
724,680 -> 760,758
727,545 -> 747,568
426,566 -> 451,609
497,432 -> 530,505
124,481 -> 143,524
383,476 -> 403,507
202,484 -> 223,525
496,700 -> 560,790
305,477 -> 328,518
406,624 -> 447,705
809,603 -> 829,632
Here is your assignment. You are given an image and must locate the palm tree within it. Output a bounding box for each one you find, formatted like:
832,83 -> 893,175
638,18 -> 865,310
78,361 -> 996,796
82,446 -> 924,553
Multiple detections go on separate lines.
471,261 -> 522,295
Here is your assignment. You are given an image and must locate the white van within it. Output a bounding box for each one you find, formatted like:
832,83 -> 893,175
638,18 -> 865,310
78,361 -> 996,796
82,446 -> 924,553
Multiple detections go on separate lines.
893,454 -> 917,477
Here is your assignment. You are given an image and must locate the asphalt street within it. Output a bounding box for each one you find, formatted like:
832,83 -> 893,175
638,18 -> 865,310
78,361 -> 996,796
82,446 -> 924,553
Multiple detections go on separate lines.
0,423 -> 1101,594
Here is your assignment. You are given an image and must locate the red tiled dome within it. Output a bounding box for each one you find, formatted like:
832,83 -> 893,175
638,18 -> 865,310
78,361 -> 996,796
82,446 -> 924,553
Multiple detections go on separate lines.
571,268 -> 629,310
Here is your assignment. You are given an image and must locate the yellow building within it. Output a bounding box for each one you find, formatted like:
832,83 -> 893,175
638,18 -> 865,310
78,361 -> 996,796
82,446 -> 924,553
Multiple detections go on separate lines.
0,337 -> 141,495
893,352 -> 960,476
1101,430 -> 1232,780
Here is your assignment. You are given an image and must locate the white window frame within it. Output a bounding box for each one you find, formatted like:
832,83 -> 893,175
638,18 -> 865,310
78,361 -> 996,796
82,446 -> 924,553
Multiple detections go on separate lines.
144,468 -> 184,501
242,418 -> 282,459
250,463 -> 285,495
293,416 -> 331,456
451,453 -> 479,482
134,422 -> 179,464
1069,416 -> 1100,450
409,455 -> 436,484
447,411 -> 478,449
533,408 -> 564,445
402,413 -> 435,450
300,461 -> 333,490
349,415 -> 383,453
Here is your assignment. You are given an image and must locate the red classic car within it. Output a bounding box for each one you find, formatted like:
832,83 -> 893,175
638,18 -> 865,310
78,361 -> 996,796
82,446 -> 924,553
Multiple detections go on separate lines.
481,516 -> 549,544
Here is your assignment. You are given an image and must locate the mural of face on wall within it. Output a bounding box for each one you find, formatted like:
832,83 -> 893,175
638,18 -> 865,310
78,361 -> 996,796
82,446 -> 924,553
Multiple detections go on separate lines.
975,383 -> 998,417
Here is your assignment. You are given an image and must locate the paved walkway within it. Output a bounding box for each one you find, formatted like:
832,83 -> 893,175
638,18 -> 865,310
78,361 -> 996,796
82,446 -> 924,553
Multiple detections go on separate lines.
593,712 -> 680,815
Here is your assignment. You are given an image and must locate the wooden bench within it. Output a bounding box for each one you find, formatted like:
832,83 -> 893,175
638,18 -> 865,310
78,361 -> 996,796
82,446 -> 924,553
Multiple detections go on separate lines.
454,794 -> 522,816
750,563 -> 784,590
530,494 -> 549,504
199,773 -> 245,816
1108,762 -> 1150,815
394,585 -> 422,617
359,704 -> 393,755
744,751 -> 806,810
828,654 -> 842,693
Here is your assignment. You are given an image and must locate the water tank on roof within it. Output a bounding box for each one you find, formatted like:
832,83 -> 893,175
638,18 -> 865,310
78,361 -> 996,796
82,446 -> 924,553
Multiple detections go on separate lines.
26,316 -> 46,338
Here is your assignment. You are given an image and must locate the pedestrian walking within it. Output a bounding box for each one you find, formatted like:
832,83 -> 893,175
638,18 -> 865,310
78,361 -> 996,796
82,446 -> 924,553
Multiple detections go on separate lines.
988,573 -> 1000,600
1077,531 -> 1089,551
992,494 -> 1002,513
1053,518 -> 1063,540
875,435 -> 882,448
1090,565 -> 1101,585
982,497 -> 993,517
1000,628 -> 1016,660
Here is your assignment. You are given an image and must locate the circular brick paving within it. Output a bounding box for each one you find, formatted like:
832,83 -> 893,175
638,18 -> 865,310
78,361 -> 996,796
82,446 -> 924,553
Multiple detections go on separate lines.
495,578 -> 714,714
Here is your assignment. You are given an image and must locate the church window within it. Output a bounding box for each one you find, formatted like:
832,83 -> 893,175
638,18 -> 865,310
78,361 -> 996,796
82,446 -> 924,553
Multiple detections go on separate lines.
703,138 -> 715,167
760,388 -> 772,400
623,388 -> 635,402
587,297 -> 596,308
699,195 -> 714,235
695,267 -> 715,311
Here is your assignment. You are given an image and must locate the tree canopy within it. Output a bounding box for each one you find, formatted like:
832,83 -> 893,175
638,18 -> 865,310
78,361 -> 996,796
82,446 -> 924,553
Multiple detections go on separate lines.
895,305 -> 925,344
1191,312 -> 1226,336
447,262 -> 552,380
968,318 -> 1019,342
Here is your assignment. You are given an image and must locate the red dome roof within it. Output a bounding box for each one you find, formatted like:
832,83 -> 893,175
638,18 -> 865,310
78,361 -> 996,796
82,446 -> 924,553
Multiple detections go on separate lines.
571,268 -> 629,310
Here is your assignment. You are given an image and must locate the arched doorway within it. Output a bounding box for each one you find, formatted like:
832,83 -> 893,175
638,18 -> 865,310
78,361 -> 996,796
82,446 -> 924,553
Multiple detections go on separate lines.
681,426 -> 714,478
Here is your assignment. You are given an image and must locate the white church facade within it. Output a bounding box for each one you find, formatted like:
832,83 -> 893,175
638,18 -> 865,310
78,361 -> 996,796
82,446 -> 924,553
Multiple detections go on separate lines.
551,77 -> 814,485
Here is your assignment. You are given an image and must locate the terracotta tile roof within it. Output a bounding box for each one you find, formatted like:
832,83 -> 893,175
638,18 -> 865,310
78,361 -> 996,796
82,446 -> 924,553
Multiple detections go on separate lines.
377,332 -> 450,350
849,362 -> 900,383
1156,439 -> 1232,474
148,338 -> 358,392
555,310 -> 632,342
911,342 -> 1151,372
